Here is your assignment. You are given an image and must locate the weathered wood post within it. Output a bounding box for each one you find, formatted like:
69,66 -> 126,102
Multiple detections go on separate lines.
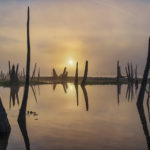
75,62 -> 78,85
137,38 -> 150,106
81,60 -> 88,86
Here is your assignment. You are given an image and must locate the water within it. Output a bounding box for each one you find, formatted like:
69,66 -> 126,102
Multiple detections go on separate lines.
0,84 -> 149,150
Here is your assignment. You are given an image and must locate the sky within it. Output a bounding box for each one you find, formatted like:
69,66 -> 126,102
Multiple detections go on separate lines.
0,0 -> 150,76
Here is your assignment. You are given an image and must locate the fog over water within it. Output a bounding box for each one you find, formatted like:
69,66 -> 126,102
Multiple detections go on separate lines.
0,0 -> 150,76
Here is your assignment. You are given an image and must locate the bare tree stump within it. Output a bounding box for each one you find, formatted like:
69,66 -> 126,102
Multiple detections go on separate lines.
81,60 -> 88,86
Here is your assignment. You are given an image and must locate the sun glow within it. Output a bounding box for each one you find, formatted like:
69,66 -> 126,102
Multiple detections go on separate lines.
68,59 -> 74,66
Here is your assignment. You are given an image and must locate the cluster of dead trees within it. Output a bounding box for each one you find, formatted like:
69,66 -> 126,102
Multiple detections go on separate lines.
117,61 -> 138,85
52,67 -> 68,80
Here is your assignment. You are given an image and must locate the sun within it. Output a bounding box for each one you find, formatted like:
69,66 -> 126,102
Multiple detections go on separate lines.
68,59 -> 74,66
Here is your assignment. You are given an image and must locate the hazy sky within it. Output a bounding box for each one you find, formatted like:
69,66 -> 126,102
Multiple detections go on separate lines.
0,0 -> 150,76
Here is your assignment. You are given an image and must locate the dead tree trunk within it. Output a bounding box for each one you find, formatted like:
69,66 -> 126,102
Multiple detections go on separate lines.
81,61 -> 88,86
52,68 -> 58,79
135,64 -> 138,89
8,61 -> 19,84
19,6 -> 31,113
31,63 -> 36,81
62,67 -> 67,79
117,60 -> 122,80
75,62 -> 78,85
0,98 -> 11,135
18,7 -> 31,150
137,38 -> 150,106
38,68 -> 40,82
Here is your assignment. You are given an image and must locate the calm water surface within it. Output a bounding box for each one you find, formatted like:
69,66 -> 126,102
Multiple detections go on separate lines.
0,84 -> 149,150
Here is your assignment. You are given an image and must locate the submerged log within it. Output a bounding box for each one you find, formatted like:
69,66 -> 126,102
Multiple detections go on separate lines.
137,38 -> 150,106
81,60 -> 88,86
0,98 -> 11,134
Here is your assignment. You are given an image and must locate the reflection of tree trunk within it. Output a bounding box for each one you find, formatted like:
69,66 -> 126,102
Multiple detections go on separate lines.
0,133 -> 10,150
137,105 -> 150,150
18,113 -> 30,150
31,86 -> 37,103
18,7 -> 31,150
53,84 -> 57,91
0,98 -> 11,135
62,83 -> 67,93
117,84 -> 121,104
126,83 -> 134,101
75,85 -> 79,106
9,85 -> 20,109
81,86 -> 89,111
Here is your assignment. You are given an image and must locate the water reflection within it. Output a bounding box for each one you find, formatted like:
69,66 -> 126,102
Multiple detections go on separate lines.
117,84 -> 121,105
0,133 -> 10,150
81,85 -> 89,111
137,104 -> 150,150
126,83 -> 134,102
3,83 -> 150,149
75,85 -> 79,106
9,85 -> 20,109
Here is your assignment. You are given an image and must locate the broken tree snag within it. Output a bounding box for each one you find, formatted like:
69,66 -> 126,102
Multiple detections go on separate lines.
31,63 -> 37,81
130,63 -> 134,81
18,7 -> 31,150
135,64 -> 138,88
8,61 -> 11,75
137,38 -> 150,106
125,66 -> 129,80
62,67 -> 67,79
75,62 -> 78,85
38,68 -> 40,82
0,98 -> 11,135
52,68 -> 58,79
117,60 -> 122,80
19,6 -> 31,113
81,60 -> 88,86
